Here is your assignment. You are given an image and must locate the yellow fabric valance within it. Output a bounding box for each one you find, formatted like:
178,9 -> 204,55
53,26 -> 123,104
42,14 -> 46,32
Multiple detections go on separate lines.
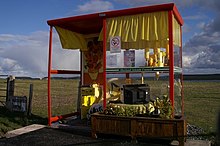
99,11 -> 181,48
99,11 -> 169,48
55,26 -> 87,51
173,15 -> 181,47
54,11 -> 181,50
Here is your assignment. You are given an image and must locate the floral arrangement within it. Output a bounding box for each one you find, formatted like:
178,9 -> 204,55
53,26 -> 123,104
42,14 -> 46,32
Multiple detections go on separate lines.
146,95 -> 173,119
103,95 -> 173,119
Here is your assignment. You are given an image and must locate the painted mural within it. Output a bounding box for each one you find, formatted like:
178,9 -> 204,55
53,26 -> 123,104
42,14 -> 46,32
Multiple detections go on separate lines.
83,37 -> 103,85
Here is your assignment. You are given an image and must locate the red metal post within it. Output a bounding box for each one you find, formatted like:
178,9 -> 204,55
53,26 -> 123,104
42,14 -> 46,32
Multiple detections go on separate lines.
168,11 -> 174,108
50,70 -> 81,74
79,50 -> 83,115
126,73 -> 130,79
80,50 -> 83,84
48,26 -> 53,126
103,18 -> 107,109
50,112 -> 80,123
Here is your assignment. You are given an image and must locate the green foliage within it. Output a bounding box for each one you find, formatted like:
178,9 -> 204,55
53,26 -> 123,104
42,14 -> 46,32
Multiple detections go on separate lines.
153,95 -> 173,119
104,104 -> 146,117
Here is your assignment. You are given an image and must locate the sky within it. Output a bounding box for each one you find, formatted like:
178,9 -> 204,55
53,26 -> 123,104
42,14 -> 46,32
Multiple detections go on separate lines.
0,0 -> 220,77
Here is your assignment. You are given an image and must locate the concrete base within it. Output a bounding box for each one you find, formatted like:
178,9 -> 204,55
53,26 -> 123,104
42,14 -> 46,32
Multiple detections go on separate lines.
5,124 -> 46,138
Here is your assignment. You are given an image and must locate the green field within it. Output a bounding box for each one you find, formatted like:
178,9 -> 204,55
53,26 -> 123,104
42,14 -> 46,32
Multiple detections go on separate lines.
0,78 -> 219,137
184,81 -> 220,133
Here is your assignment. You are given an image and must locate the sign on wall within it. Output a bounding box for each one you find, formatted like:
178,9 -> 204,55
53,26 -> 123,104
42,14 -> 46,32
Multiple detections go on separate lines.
110,36 -> 121,53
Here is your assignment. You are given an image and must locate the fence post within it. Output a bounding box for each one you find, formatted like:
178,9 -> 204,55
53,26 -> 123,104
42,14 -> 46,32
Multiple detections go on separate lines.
6,75 -> 15,102
28,84 -> 33,116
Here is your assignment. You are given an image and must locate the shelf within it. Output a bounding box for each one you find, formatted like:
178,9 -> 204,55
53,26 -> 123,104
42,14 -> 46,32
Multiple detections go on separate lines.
106,66 -> 182,73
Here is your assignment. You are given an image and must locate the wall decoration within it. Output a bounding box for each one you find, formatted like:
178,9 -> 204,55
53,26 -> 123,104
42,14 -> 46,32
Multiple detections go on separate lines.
83,38 -> 103,83
124,50 -> 135,67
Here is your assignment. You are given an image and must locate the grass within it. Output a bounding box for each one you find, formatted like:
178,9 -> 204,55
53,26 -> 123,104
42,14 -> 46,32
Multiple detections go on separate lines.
0,78 -> 220,137
12,79 -> 79,117
184,81 -> 220,133
0,78 -> 79,137
0,106 -> 47,137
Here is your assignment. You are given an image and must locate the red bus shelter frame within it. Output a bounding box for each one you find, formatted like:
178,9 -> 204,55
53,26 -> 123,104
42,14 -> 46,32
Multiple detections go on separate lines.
47,3 -> 183,126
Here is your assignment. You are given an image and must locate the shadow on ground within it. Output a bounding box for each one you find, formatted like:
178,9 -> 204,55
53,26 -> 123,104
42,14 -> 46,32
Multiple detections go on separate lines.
0,106 -> 47,138
0,106 -> 47,125
0,126 -> 173,146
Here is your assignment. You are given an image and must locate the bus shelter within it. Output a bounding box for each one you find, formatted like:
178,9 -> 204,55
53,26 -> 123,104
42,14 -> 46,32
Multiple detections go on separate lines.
47,3 -> 185,144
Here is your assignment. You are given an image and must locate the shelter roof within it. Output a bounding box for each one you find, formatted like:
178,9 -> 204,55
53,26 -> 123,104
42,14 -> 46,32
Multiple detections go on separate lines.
47,3 -> 183,35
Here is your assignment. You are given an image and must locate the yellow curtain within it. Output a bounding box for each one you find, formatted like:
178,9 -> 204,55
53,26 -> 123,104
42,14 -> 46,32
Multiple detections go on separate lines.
55,26 -> 87,51
99,11 -> 170,49
54,11 -> 181,50
99,11 -> 182,48
173,16 -> 181,47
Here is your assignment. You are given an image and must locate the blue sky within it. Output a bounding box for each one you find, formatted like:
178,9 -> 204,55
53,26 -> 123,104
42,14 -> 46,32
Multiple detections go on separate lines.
0,0 -> 220,77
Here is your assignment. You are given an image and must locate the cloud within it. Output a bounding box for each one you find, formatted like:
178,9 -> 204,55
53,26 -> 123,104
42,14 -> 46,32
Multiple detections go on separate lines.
76,0 -> 114,13
0,57 -> 26,76
183,18 -> 220,73
112,0 -> 200,8
183,14 -> 207,21
0,32 -> 48,77
113,0 -> 174,7
189,0 -> 220,13
113,0 -> 220,12
0,31 -> 80,77
196,22 -> 206,30
180,0 -> 220,73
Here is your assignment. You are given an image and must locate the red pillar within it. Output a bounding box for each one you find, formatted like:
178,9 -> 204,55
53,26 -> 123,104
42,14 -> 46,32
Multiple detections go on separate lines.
103,18 -> 107,109
48,26 -> 53,126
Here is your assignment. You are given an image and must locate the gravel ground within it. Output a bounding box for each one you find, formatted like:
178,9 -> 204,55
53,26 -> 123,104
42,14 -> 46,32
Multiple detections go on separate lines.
187,124 -> 217,145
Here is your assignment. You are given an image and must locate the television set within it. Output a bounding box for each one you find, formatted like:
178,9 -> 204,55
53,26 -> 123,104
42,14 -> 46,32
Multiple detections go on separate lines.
123,84 -> 150,104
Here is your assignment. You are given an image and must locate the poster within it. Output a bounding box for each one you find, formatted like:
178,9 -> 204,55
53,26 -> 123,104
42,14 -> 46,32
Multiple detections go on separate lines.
124,50 -> 135,67
107,54 -> 117,67
110,36 -> 121,53
83,37 -> 103,84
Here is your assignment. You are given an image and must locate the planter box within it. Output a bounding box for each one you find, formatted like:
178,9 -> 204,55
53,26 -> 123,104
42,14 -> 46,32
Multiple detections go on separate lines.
91,113 -> 186,146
